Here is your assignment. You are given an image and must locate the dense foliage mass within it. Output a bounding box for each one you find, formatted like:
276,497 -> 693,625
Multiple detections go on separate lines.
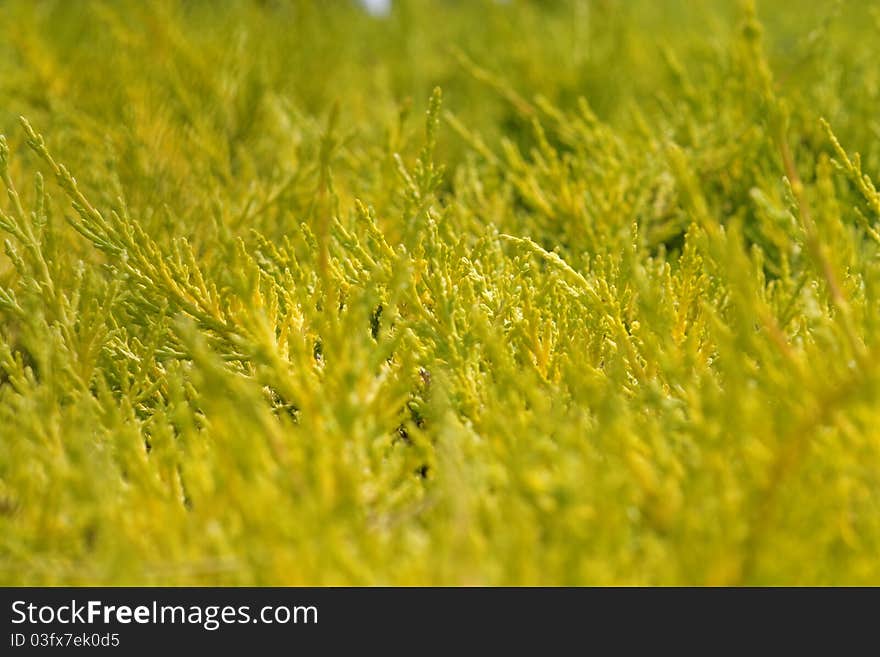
1,0 -> 880,584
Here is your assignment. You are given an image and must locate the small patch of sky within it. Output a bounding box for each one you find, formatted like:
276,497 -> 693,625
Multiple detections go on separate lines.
360,0 -> 511,17
361,0 -> 392,17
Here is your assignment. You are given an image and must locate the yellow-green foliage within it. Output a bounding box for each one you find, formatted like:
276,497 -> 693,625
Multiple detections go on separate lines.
2,0 -> 880,585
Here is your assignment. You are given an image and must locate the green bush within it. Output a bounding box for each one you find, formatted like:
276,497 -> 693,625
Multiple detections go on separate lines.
1,0 -> 880,584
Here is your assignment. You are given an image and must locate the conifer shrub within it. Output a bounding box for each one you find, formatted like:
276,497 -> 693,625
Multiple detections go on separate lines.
1,0 -> 879,584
